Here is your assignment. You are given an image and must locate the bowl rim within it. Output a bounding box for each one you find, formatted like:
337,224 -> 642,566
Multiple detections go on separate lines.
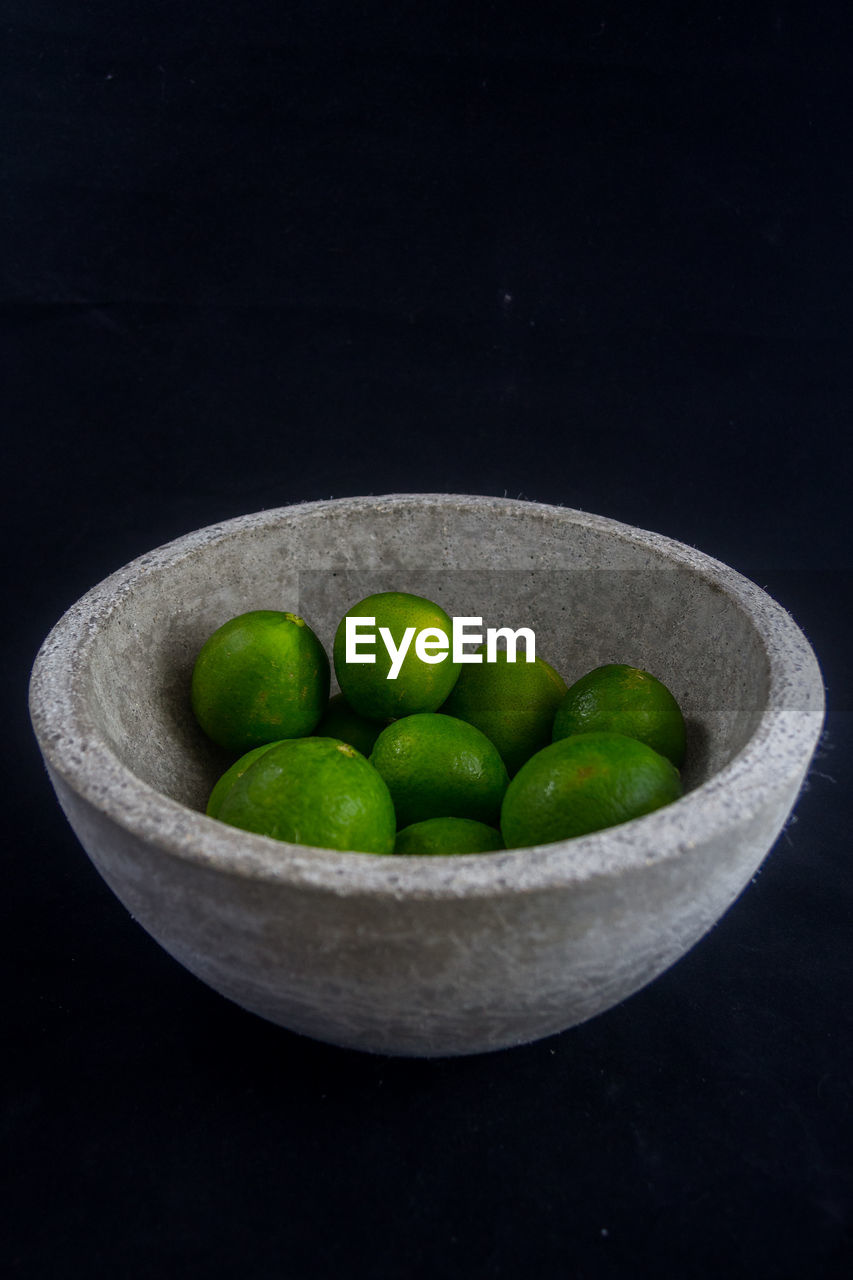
29,494 -> 825,899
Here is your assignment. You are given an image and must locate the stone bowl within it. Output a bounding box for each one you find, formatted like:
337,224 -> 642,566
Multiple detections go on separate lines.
29,495 -> 824,1057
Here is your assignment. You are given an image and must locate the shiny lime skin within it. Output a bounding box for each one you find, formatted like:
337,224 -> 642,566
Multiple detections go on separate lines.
441,648 -> 567,775
552,664 -> 686,767
206,741 -> 284,818
394,817 -> 504,856
217,737 -> 396,854
333,592 -> 461,721
191,610 -> 330,753
369,713 -> 509,829
501,731 -> 683,848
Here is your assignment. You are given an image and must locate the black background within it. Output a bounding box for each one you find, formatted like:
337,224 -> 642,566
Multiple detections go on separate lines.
5,2 -> 852,1276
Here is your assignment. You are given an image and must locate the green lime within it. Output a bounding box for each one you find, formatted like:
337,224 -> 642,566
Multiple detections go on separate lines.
369,712 -> 509,829
191,610 -> 330,753
501,731 -> 683,848
440,647 -> 567,775
394,817 -> 504,856
333,592 -> 461,721
206,740 -> 285,818
313,692 -> 390,757
217,737 -> 396,853
552,663 -> 686,767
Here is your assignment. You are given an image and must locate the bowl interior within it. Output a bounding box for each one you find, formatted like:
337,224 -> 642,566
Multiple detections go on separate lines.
78,499 -> 769,820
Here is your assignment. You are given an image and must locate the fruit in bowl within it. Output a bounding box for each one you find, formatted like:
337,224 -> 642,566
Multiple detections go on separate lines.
29,495 -> 824,1057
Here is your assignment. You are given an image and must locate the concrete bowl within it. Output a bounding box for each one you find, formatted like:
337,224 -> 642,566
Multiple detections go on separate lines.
29,495 -> 824,1056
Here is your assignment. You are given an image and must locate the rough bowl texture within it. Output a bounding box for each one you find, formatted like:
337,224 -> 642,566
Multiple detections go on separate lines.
29,495 -> 825,1056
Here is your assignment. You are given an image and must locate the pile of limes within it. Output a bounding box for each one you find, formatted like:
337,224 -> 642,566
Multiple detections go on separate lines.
191,592 -> 686,856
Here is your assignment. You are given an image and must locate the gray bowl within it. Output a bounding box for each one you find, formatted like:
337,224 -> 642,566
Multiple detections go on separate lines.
29,495 -> 824,1056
